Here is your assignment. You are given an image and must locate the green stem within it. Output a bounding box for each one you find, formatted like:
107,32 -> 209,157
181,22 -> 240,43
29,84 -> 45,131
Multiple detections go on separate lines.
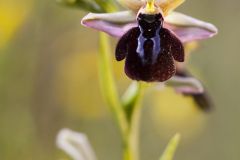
98,32 -> 128,137
123,106 -> 141,160
122,82 -> 143,122
123,83 -> 145,160
98,30 -> 145,160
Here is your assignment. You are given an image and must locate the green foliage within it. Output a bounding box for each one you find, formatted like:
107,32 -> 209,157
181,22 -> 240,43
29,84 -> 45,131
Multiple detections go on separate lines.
99,32 -> 128,136
121,82 -> 144,122
57,0 -> 117,12
160,134 -> 181,160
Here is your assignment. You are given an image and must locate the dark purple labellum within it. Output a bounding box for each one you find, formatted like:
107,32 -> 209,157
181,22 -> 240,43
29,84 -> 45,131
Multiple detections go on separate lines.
115,13 -> 184,82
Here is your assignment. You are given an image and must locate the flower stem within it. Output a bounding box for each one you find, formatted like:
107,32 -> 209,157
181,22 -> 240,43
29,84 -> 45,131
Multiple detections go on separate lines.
99,32 -> 145,160
123,105 -> 141,160
98,32 -> 128,137
123,82 -> 145,160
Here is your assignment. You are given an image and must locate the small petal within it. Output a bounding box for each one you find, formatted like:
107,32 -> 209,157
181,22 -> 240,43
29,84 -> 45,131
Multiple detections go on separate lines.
160,0 -> 185,16
191,93 -> 213,111
167,70 -> 213,111
166,75 -> 204,94
81,11 -> 136,23
165,12 -> 218,43
81,11 -> 136,37
56,128 -> 97,160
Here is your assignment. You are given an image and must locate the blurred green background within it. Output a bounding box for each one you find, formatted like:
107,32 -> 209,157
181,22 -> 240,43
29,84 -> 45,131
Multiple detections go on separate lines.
0,0 -> 239,160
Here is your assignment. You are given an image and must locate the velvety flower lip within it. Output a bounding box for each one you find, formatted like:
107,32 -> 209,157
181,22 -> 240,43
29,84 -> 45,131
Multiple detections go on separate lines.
115,24 -> 185,82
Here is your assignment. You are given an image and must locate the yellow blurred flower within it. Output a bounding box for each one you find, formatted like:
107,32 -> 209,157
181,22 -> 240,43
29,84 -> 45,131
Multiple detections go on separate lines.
0,0 -> 32,48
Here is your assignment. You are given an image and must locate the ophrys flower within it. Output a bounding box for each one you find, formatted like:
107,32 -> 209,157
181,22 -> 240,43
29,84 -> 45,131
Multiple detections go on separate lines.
81,0 -> 217,82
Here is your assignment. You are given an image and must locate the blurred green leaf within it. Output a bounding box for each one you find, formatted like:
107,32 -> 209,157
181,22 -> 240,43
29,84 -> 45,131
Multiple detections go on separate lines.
57,0 -> 118,12
94,0 -> 118,12
57,0 -> 104,12
121,82 -> 143,121
160,133 -> 181,160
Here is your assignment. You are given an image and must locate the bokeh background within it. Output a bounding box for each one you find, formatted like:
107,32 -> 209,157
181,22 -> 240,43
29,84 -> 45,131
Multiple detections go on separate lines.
0,0 -> 239,160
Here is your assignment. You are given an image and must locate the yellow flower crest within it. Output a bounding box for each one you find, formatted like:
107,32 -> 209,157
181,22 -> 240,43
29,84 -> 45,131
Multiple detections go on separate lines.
146,0 -> 155,13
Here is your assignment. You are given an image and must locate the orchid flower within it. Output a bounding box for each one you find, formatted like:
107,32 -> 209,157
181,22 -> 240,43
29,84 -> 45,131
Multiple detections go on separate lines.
81,0 -> 217,110
56,2 -> 217,160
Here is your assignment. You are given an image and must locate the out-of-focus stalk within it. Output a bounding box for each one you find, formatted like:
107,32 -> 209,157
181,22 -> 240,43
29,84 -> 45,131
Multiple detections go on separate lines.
57,0 -> 104,12
99,31 -> 144,160
159,134 -> 181,160
98,3 -> 145,159
99,32 -> 128,137
122,82 -> 144,160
